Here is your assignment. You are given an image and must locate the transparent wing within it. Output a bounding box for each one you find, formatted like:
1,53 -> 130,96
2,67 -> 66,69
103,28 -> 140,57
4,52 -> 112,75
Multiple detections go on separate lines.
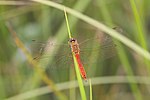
31,32 -> 117,71
40,52 -> 73,71
80,43 -> 116,66
31,38 -> 73,71
78,33 -> 117,65
30,39 -> 68,58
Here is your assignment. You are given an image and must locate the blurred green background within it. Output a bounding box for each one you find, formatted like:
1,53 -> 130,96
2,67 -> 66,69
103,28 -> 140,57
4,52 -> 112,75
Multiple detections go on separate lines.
0,0 -> 150,100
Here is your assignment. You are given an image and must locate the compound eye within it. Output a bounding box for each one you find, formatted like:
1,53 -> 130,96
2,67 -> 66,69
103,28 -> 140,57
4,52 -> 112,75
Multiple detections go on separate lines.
69,38 -> 76,42
72,40 -> 75,42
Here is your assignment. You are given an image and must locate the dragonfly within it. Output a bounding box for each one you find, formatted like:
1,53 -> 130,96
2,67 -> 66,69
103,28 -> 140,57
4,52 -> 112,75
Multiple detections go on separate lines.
69,38 -> 87,80
32,31 -> 117,81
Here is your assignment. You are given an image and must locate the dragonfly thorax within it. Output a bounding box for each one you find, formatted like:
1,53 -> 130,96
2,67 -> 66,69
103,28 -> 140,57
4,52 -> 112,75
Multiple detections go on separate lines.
69,38 -> 80,54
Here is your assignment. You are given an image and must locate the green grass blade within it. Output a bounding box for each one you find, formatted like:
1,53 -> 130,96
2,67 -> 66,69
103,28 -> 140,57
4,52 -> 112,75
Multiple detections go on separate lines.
73,55 -> 87,100
64,8 -> 72,39
129,0 -> 147,49
129,0 -> 150,75
64,7 -> 87,100
98,1 -> 143,100
89,79 -> 92,100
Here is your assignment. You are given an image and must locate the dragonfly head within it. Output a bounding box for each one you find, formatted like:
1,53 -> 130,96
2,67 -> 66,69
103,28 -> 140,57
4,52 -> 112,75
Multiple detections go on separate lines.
69,38 -> 77,44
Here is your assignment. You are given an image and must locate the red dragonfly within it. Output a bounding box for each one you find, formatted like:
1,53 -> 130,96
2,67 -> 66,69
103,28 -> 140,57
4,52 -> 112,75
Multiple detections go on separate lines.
69,38 -> 87,80
32,32 -> 116,81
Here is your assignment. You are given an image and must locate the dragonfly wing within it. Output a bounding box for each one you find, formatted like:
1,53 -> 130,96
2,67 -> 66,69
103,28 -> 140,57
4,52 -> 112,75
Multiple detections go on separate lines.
31,38 -> 73,70
79,34 -> 117,65
30,38 -> 69,58
80,33 -> 116,55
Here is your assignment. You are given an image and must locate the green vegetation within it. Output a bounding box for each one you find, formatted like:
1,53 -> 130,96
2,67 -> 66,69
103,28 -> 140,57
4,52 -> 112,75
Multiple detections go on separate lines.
0,0 -> 150,100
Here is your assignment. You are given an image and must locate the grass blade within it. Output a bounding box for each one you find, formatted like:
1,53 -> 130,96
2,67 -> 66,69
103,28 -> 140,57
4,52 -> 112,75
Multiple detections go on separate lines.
89,79 -> 92,100
64,8 -> 87,100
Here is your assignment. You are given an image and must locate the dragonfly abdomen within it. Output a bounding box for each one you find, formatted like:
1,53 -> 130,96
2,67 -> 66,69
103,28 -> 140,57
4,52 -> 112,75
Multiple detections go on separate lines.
75,54 -> 87,80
